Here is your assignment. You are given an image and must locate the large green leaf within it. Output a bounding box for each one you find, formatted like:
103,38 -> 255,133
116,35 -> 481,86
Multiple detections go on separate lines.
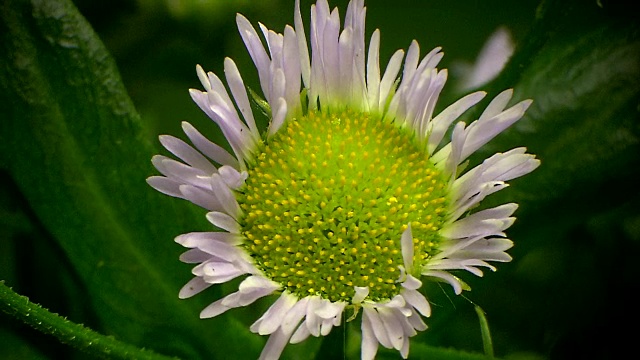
476,0 -> 640,210
0,0 -> 261,358
461,0 -> 640,357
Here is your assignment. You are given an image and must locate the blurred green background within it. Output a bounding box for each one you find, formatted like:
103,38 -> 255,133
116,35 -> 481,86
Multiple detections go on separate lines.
1,0 -> 638,359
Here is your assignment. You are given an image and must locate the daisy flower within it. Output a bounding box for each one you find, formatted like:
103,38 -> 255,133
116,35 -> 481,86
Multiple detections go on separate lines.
147,0 -> 540,359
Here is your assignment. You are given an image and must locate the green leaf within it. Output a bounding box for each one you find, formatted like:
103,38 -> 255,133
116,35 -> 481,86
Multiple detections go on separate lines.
474,305 -> 494,358
475,0 -> 640,212
0,0 -> 260,358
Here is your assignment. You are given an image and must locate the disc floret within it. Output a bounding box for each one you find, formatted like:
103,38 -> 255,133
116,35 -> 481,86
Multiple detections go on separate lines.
238,109 -> 448,303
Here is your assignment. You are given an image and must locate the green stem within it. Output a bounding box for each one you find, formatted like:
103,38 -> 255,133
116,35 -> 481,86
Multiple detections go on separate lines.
474,305 -> 495,358
0,281 -> 177,360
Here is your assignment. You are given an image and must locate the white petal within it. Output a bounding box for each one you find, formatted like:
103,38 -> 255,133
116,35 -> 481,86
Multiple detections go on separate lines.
179,184 -> 222,211
206,211 -> 240,233
379,49 -> 404,107
282,297 -> 310,335
196,64 -> 211,91
175,231 -> 242,247
179,277 -> 213,299
480,88 -> 513,121
378,307 -> 404,350
305,296 -> 323,337
361,309 -> 379,360
146,176 -> 182,198
269,98 -> 288,137
178,248 -> 210,264
366,29 -> 381,111
200,297 -> 232,318
400,223 -> 414,273
224,58 -> 259,139
363,307 -> 392,349
427,91 -> 486,154
401,288 -> 431,317
314,299 -> 345,319
461,98 -> 533,160
210,173 -> 241,219
290,321 -> 312,344
401,274 -> 421,290
181,122 -> 240,169
259,328 -> 291,360
218,165 -> 247,189
353,286 -> 369,304
160,157 -> 211,189
238,275 -> 280,294
295,0 -> 311,88
202,262 -> 245,284
159,135 -> 217,175
252,293 -> 298,335
236,14 -> 271,100
407,309 -> 427,331
421,270 -> 463,295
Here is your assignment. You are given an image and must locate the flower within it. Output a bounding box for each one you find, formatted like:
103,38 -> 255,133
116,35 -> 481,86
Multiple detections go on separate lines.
147,0 -> 540,359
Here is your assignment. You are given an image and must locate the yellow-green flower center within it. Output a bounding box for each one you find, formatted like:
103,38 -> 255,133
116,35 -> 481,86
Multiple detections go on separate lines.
237,110 -> 448,303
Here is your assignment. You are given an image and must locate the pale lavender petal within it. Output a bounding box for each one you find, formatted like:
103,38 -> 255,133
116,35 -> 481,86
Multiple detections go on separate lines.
146,176 -> 182,198
179,277 -> 214,299
159,135 -> 217,174
421,270 -> 463,294
400,223 -> 414,272
401,288 -> 431,317
363,307 -> 392,349
179,184 -> 222,211
210,173 -> 241,220
179,248 -> 210,264
206,211 -> 240,233
181,122 -> 240,169
361,308 -> 379,360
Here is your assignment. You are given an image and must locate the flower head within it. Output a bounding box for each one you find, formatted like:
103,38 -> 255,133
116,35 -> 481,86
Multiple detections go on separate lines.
147,1 -> 539,359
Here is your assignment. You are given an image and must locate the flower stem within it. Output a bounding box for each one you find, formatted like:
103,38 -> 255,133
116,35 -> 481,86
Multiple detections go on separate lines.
0,281 -> 177,360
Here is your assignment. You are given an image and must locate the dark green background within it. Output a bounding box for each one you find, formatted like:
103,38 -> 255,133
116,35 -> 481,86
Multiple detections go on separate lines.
1,0 -> 638,359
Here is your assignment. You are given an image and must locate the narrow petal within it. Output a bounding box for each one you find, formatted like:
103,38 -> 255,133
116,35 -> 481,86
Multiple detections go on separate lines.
363,307 -> 393,349
290,321 -> 312,344
282,297 -> 310,335
295,0 -> 311,88
421,270 -> 463,294
361,310 -> 379,360
179,184 -> 222,211
146,176 -> 182,198
179,248 -> 211,264
252,293 -> 298,335
210,173 -> 241,220
159,135 -> 217,175
218,165 -> 247,189
181,122 -> 240,169
401,288 -> 431,317
378,307 -> 404,350
224,58 -> 259,139
206,211 -> 240,233
353,286 -> 369,304
259,328 -> 291,360
400,223 -> 414,273
179,277 -> 213,299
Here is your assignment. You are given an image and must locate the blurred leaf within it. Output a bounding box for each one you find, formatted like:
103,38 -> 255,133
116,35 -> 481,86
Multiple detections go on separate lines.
477,0 -> 640,211
0,0 -> 261,358
460,0 -> 640,358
